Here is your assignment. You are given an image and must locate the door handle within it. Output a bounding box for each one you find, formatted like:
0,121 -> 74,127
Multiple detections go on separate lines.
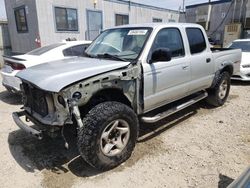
182,65 -> 189,70
206,58 -> 211,63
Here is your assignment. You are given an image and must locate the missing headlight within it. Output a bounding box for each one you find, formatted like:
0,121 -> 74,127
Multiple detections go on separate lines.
58,95 -> 66,108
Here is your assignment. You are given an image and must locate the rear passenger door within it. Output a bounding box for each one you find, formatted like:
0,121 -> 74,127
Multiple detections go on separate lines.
186,28 -> 214,93
143,28 -> 191,111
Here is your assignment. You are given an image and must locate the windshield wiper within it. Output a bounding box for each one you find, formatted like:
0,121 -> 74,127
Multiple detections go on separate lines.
97,53 -> 127,62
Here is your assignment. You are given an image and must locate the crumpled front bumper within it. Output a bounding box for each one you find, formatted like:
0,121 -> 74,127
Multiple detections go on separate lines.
12,111 -> 43,139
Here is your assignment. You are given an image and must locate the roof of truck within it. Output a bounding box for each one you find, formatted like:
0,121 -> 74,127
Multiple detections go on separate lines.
114,23 -> 202,29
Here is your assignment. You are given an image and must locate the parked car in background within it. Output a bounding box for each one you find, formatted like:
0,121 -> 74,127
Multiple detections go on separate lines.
1,40 -> 91,93
228,39 -> 250,81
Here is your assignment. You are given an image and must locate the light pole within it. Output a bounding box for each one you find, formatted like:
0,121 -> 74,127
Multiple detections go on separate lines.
183,0 -> 185,12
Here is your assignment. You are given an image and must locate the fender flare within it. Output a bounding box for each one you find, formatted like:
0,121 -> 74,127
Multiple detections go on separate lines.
210,63 -> 233,89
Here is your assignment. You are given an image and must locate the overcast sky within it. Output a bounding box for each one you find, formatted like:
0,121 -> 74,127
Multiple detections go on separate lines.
0,0 -> 215,20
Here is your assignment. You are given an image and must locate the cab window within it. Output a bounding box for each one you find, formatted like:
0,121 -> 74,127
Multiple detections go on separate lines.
186,28 -> 207,54
151,28 -> 185,59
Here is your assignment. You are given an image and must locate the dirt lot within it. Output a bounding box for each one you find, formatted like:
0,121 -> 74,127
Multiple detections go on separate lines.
0,77 -> 249,188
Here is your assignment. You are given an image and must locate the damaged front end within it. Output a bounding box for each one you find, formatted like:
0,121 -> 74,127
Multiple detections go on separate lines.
12,63 -> 140,141
13,81 -> 74,140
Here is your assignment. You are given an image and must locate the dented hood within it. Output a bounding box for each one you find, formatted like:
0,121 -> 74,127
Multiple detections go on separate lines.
17,57 -> 130,92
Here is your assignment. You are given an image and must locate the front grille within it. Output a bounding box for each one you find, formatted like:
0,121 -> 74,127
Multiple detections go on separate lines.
22,83 -> 49,117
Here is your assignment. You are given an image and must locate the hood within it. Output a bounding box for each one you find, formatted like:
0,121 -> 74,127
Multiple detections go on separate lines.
17,57 -> 130,92
241,52 -> 250,66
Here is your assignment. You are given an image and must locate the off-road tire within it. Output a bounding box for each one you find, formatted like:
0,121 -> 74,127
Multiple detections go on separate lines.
77,101 -> 139,171
206,71 -> 231,107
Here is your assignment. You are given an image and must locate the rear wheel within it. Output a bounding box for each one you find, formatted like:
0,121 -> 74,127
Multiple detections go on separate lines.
77,101 -> 138,170
206,72 -> 231,107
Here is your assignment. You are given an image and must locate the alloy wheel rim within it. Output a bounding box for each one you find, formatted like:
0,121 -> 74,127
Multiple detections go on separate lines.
218,80 -> 228,99
100,119 -> 130,157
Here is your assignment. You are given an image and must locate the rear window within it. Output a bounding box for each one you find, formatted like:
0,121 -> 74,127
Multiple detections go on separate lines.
63,44 -> 90,56
229,41 -> 250,52
186,28 -> 207,54
27,43 -> 66,56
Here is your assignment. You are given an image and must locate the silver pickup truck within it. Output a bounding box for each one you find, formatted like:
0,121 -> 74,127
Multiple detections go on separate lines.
13,23 -> 241,170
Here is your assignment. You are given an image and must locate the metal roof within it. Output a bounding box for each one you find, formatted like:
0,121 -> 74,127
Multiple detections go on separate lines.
110,22 -> 203,29
0,20 -> 7,24
186,0 -> 232,9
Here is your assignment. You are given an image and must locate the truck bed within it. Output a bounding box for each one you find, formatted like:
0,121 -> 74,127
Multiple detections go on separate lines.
211,48 -> 242,75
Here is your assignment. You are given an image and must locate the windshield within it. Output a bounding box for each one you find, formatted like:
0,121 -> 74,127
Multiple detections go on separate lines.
229,41 -> 250,52
27,43 -> 66,55
85,27 -> 152,61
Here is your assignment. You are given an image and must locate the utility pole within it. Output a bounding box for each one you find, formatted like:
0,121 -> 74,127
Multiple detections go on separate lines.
183,0 -> 185,12
239,0 -> 243,22
232,0 -> 236,23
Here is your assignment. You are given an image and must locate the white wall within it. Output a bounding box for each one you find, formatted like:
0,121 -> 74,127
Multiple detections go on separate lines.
36,0 -> 179,46
103,1 -> 179,28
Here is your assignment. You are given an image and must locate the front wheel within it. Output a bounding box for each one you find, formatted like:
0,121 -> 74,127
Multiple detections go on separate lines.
206,72 -> 231,107
77,101 -> 138,170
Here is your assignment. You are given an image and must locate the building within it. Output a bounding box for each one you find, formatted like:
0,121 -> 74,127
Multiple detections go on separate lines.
4,0 -> 180,54
186,0 -> 233,45
0,20 -> 11,68
186,0 -> 250,46
244,0 -> 250,38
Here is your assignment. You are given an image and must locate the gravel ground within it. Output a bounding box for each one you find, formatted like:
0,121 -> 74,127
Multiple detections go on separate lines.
0,77 -> 249,188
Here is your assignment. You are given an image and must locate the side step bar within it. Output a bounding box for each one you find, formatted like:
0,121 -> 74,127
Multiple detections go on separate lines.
141,92 -> 208,123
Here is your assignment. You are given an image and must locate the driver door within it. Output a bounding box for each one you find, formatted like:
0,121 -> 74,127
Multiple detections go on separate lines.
143,28 -> 191,112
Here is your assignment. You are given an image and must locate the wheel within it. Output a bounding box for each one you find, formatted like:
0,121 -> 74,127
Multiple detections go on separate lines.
206,71 -> 231,107
77,101 -> 138,170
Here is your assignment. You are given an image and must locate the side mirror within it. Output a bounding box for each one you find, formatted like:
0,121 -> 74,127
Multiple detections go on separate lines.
150,48 -> 172,64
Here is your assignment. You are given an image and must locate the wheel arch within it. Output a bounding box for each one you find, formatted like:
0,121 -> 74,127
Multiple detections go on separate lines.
220,64 -> 234,76
82,87 -> 133,109
211,64 -> 233,89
